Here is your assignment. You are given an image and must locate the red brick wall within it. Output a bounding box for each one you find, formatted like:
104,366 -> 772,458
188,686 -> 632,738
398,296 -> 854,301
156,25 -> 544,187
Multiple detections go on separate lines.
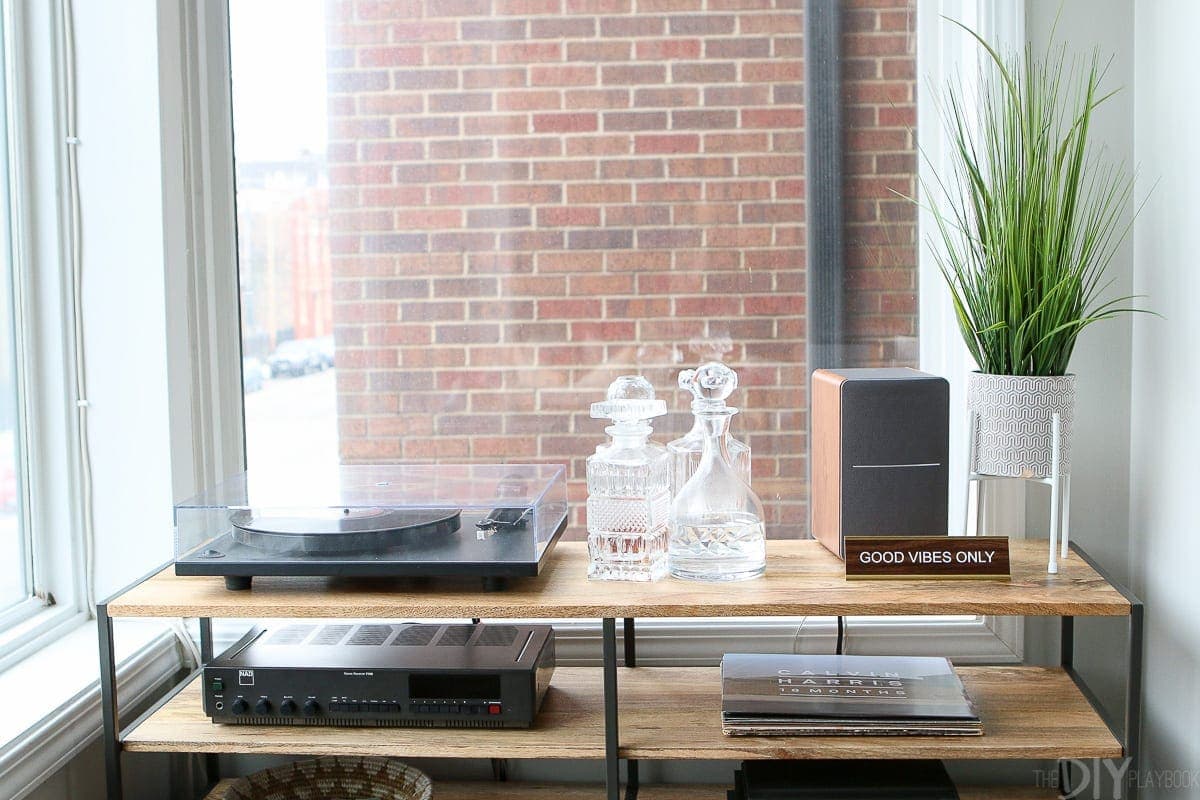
324,0 -> 916,539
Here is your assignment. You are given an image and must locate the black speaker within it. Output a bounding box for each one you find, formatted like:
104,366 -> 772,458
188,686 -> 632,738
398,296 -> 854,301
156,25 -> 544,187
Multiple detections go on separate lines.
811,368 -> 949,558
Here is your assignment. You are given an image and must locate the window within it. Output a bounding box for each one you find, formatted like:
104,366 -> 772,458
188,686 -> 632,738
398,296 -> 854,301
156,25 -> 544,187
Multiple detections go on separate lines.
215,0 -> 1022,662
0,0 -> 89,665
230,0 -> 920,541
0,16 -> 27,617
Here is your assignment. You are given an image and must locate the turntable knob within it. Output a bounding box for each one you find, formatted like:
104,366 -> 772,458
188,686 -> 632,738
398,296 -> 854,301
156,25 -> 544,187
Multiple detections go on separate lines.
279,699 -> 298,716
231,698 -> 249,715
254,698 -> 272,715
303,699 -> 320,717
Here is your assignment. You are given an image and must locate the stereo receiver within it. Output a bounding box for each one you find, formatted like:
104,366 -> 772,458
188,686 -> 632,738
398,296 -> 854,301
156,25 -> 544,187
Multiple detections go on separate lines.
203,622 -> 554,728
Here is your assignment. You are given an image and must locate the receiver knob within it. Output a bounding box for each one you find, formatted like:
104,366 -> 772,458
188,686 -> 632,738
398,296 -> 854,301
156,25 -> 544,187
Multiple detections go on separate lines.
279,699 -> 298,716
303,699 -> 320,717
254,698 -> 272,715
231,698 -> 249,715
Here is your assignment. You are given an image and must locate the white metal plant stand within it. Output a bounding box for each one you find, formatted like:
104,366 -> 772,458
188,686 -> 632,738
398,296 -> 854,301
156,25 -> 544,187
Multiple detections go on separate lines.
964,411 -> 1071,574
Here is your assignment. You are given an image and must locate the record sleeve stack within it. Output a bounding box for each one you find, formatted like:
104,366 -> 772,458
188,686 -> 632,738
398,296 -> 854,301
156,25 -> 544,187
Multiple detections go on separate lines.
720,654 -> 982,737
728,760 -> 959,800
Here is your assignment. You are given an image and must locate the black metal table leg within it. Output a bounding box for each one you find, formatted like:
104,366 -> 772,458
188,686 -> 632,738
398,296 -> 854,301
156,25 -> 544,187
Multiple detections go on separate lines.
98,602 -> 123,800
200,618 -> 219,786
1126,600 -> 1144,800
1062,543 -> 1145,800
622,617 -> 638,800
623,618 -> 636,667
1061,615 -> 1075,669
96,560 -> 174,800
200,618 -> 213,662
603,618 -> 619,800
1059,615 -> 1075,796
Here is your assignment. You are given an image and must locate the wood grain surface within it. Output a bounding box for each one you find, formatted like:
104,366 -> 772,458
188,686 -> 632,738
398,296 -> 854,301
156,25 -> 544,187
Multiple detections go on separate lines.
202,780 -> 1057,800
107,540 -> 1130,619
617,666 -> 1121,760
126,666 -> 1120,761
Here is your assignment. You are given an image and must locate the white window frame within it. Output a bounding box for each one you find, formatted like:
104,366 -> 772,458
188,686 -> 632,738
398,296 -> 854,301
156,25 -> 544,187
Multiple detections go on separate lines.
176,0 -> 1028,666
0,0 -> 92,672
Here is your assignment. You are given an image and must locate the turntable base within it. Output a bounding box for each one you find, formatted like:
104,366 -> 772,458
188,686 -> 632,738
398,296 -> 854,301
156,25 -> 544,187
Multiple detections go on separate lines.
176,510 -> 568,591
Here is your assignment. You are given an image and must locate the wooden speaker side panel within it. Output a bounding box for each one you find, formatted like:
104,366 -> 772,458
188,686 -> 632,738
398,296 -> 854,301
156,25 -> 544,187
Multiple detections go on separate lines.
810,370 -> 846,557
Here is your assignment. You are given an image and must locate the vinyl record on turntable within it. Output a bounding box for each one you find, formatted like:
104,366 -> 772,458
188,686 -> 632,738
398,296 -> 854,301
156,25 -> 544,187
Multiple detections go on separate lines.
230,506 -> 462,555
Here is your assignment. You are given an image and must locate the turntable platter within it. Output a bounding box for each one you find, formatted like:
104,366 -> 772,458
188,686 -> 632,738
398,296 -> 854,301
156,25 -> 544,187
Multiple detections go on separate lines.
230,507 -> 462,554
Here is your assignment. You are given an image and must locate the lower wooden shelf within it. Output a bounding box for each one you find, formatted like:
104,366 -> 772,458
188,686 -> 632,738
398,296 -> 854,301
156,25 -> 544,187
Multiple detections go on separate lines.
126,666 -> 1120,761
202,779 -> 1058,799
619,666 -> 1122,760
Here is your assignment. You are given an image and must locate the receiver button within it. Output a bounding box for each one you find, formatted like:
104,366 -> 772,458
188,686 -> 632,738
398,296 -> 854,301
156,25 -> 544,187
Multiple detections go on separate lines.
254,699 -> 272,715
279,699 -> 298,716
303,699 -> 320,717
231,699 -> 249,715
489,704 -> 501,715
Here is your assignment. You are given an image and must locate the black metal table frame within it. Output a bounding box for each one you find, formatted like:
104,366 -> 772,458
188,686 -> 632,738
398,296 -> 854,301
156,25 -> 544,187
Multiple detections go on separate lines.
98,542 -> 1143,800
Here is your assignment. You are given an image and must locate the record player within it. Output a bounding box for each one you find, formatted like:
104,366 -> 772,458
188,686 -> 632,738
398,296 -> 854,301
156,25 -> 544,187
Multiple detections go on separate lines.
174,465 -> 569,590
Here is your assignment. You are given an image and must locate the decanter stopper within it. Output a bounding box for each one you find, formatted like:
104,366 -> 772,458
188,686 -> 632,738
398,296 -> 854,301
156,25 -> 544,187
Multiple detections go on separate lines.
590,375 -> 667,430
683,362 -> 738,407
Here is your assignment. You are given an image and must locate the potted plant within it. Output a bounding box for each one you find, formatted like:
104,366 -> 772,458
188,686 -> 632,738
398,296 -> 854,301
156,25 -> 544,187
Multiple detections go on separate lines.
923,27 -> 1148,565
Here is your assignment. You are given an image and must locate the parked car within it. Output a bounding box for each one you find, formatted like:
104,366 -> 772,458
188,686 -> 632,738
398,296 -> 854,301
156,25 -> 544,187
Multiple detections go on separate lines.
268,340 -> 321,378
242,357 -> 266,393
314,336 -> 335,369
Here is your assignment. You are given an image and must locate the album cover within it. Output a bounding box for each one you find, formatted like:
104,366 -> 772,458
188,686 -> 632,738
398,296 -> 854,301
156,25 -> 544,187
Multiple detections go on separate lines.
721,654 -> 981,736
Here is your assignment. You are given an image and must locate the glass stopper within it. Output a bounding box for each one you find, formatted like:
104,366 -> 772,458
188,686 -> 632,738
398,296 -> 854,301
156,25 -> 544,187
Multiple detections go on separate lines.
590,375 -> 667,427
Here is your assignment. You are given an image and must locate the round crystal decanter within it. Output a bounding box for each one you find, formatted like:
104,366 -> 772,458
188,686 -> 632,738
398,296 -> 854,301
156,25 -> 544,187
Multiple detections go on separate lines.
586,376 -> 671,581
668,363 -> 766,582
667,362 -> 752,496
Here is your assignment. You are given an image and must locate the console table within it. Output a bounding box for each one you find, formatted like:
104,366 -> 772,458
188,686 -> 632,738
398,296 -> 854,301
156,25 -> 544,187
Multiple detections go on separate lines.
97,539 -> 1142,799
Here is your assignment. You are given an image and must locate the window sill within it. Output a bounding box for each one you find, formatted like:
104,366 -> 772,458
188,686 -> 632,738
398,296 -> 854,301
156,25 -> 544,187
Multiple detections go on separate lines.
0,618 -> 184,800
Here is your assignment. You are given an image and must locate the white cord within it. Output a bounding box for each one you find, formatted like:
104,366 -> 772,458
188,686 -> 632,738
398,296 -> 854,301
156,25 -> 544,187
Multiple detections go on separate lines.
56,2 -> 205,677
56,0 -> 96,618
171,619 -> 204,669
790,616 -> 809,653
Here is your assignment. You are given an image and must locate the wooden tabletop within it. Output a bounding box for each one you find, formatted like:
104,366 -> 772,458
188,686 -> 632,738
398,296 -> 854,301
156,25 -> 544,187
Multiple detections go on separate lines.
107,540 -> 1130,619
127,665 -> 1120,761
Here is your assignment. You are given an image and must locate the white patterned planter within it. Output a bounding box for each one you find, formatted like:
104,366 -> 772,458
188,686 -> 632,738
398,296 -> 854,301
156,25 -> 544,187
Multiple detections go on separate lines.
967,373 -> 1076,479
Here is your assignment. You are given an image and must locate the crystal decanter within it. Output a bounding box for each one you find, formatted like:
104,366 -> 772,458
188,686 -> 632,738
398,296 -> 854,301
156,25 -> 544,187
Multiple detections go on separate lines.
667,362 -> 751,496
586,376 -> 671,581
668,363 -> 766,582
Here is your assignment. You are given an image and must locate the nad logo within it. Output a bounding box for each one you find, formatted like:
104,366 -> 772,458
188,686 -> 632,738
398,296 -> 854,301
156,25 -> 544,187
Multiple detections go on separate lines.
238,670 -> 254,686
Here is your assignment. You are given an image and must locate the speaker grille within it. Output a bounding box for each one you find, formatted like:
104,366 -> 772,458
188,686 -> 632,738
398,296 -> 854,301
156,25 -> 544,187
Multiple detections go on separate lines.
392,624 -> 439,646
437,625 -> 474,647
348,625 -> 394,646
475,625 -> 519,646
267,625 -> 315,645
311,625 -> 353,645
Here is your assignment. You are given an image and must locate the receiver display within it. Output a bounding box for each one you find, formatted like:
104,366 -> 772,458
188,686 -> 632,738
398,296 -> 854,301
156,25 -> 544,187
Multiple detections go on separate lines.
409,673 -> 501,700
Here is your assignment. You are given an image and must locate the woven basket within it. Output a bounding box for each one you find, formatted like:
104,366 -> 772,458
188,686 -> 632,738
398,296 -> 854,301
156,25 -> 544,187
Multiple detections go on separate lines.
219,756 -> 432,800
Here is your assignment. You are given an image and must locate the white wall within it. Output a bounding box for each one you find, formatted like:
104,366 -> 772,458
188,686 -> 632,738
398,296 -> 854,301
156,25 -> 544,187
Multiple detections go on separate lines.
1130,1 -> 1200,793
1024,0 -> 1136,583
72,0 -> 176,598
1019,9 -> 1136,742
